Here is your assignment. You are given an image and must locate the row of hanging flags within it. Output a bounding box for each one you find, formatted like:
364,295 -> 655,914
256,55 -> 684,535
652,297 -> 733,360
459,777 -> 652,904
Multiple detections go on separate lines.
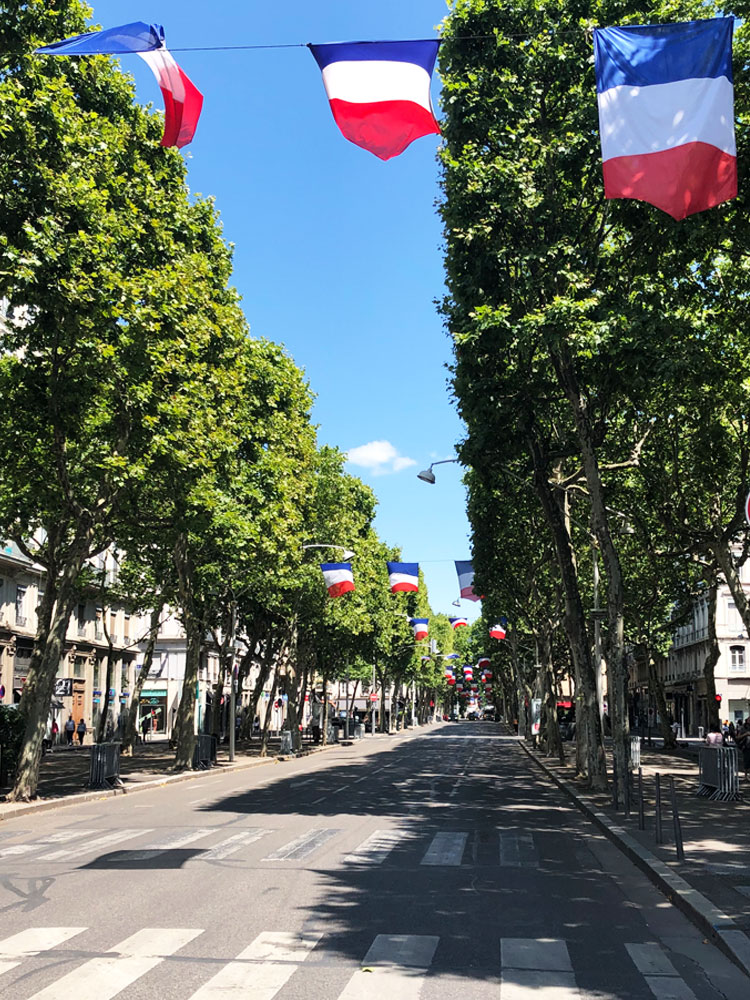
37,17 -> 736,219
319,559 -> 507,642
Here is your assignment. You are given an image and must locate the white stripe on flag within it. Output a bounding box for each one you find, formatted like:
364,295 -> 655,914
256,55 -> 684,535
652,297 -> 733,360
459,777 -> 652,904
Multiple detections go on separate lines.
321,60 -> 433,112
598,76 -> 735,160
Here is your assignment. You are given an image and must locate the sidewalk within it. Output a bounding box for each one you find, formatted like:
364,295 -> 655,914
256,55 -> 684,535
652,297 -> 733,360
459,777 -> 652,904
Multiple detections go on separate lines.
521,737 -> 750,978
0,726 -> 421,821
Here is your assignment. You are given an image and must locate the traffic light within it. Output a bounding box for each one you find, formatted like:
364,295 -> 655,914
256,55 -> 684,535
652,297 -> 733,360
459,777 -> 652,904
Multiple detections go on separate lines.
715,694 -> 722,703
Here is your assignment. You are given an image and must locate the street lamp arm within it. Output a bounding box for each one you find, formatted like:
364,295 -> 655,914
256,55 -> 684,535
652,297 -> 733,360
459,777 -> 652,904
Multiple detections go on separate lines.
417,458 -> 459,484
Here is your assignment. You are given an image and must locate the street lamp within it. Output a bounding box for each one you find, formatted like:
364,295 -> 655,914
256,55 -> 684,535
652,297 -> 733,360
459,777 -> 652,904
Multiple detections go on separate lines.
417,459 -> 459,483
302,543 -> 355,560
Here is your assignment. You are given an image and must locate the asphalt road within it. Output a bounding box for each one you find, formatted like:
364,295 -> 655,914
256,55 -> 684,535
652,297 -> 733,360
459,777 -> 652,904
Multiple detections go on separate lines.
0,722 -> 745,999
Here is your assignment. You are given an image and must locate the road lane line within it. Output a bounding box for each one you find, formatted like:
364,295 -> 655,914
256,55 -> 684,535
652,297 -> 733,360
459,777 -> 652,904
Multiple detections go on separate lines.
501,939 -> 572,971
337,934 -> 438,1000
264,828 -> 340,861
187,930 -> 321,999
199,828 -> 272,860
0,927 -> 86,978
27,927 -> 202,1000
344,830 -> 406,865
500,830 -> 537,868
420,832 -> 467,866
38,829 -> 153,861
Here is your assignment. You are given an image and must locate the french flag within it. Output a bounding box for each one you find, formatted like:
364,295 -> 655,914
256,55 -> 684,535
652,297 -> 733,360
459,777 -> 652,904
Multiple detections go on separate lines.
309,40 -> 440,160
411,618 -> 429,641
387,561 -> 419,593
36,22 -> 203,149
320,562 -> 355,599
478,657 -> 490,669
594,18 -> 736,220
490,623 -> 506,640
449,616 -> 468,629
455,561 -> 481,603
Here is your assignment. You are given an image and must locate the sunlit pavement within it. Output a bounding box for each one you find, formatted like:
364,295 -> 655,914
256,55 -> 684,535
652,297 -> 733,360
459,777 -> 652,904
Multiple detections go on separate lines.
0,722 -> 746,999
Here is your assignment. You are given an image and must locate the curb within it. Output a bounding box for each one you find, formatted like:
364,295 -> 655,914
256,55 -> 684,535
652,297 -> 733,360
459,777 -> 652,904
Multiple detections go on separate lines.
516,738 -> 750,980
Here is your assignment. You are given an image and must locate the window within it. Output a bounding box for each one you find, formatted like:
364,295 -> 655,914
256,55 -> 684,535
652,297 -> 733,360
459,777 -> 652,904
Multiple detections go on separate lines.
731,646 -> 746,671
123,614 -> 130,640
15,585 -> 26,625
728,601 -> 745,633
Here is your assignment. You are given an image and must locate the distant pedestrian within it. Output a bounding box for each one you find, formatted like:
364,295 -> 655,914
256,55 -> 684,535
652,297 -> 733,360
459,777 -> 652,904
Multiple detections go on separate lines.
64,715 -> 75,747
51,720 -> 59,745
141,714 -> 150,742
737,722 -> 750,779
76,718 -> 86,746
705,725 -> 723,746
671,720 -> 679,738
728,721 -> 737,743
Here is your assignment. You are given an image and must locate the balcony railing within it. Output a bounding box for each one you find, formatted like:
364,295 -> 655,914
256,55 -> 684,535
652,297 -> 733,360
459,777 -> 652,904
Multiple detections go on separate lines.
15,614 -> 27,627
672,625 -> 708,649
95,628 -> 104,641
77,624 -> 86,637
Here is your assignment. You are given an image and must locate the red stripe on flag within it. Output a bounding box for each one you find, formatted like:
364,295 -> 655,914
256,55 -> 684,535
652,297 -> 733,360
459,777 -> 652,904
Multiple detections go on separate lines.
328,99 -> 439,160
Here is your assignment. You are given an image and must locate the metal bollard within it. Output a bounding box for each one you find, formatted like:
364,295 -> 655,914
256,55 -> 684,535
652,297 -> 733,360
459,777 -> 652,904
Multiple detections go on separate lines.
612,757 -> 619,811
638,767 -> 645,831
669,776 -> 685,862
655,772 -> 663,845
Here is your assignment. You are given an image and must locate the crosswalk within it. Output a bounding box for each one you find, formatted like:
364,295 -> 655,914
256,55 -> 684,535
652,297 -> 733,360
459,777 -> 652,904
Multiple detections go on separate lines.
0,825 -> 543,870
0,929 -> 703,1000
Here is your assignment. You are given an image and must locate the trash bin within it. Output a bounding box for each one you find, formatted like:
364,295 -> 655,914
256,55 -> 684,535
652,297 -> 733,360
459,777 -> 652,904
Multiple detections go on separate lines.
354,723 -> 364,740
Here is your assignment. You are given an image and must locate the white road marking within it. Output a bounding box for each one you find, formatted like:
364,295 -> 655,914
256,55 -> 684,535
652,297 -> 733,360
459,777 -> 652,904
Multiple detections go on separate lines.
501,939 -> 577,1000
420,832 -> 467,866
0,830 -> 96,859
264,829 -> 339,861
38,829 -> 153,861
187,930 -> 321,999
199,828 -> 272,860
118,827 -> 216,859
344,830 -> 406,865
0,927 -> 86,978
27,927 -> 201,1000
337,934 -> 439,1000
501,939 -> 573,972
626,944 -> 679,977
643,978 -> 698,1000
500,830 -> 537,868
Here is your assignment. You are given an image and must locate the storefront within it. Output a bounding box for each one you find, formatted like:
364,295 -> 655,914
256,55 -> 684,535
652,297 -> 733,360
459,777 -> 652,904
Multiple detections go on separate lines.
139,690 -> 168,733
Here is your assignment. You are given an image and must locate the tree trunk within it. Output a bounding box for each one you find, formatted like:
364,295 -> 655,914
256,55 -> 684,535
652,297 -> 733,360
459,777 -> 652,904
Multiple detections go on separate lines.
647,655 -> 676,749
10,525 -> 92,801
541,630 -> 564,761
528,431 -> 607,788
122,607 -> 161,756
173,622 -> 201,769
703,581 -> 720,732
551,341 -> 628,798
260,669 -> 279,757
95,641 -> 115,744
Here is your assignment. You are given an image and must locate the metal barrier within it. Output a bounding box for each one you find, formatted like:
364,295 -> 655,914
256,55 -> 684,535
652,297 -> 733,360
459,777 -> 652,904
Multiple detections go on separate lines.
354,723 -> 365,740
326,724 -> 337,744
630,735 -> 641,771
697,746 -> 741,800
88,742 -> 123,789
192,734 -> 216,770
279,731 -> 293,755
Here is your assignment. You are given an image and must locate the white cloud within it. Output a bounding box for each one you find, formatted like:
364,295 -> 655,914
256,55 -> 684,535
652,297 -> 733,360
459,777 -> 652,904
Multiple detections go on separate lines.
346,440 -> 417,476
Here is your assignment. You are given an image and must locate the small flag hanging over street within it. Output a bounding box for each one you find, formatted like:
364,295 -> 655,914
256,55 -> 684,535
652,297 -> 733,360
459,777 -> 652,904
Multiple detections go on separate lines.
320,562 -> 355,598
309,40 -> 440,160
36,22 -> 203,149
449,616 -> 468,629
387,561 -> 419,593
490,623 -> 507,640
411,618 -> 429,641
478,657 -> 490,669
593,18 -> 736,219
455,561 -> 481,602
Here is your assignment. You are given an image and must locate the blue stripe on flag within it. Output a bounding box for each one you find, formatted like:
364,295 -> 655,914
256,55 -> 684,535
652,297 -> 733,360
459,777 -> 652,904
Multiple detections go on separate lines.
593,18 -> 733,93
36,21 -> 163,55
310,40 -> 440,74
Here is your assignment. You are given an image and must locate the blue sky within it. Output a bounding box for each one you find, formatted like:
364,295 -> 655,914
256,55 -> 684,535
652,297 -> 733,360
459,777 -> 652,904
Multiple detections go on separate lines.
98,0 -> 477,619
